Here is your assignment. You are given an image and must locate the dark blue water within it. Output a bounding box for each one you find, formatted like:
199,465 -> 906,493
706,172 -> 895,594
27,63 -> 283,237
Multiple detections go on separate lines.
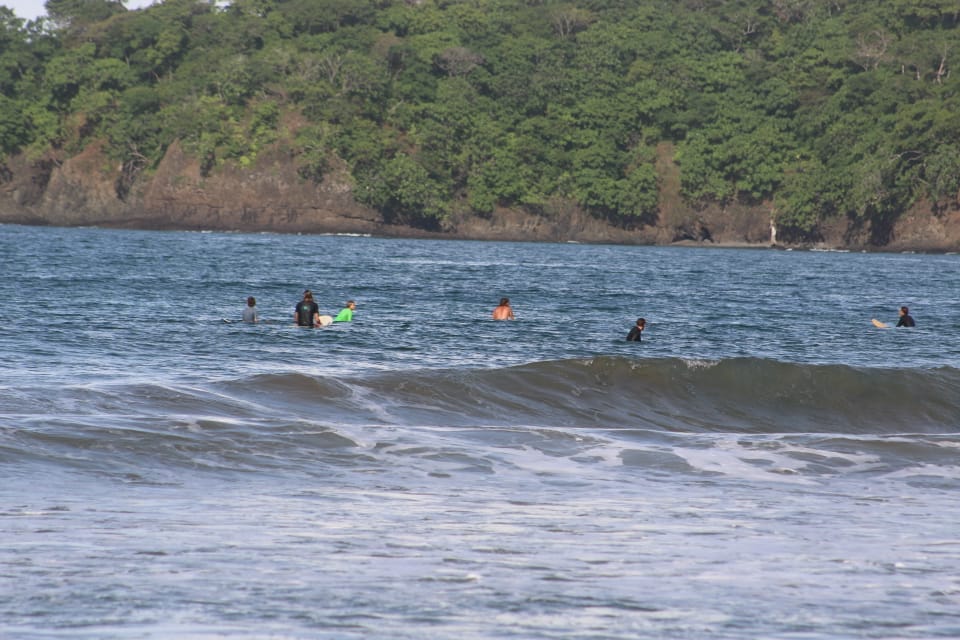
2,224 -> 959,639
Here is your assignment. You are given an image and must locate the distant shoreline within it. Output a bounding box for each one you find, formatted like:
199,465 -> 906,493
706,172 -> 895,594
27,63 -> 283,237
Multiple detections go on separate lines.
5,218 -> 958,254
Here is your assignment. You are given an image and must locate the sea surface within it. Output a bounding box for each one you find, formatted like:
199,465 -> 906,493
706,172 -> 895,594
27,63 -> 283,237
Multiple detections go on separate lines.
1,223 -> 959,639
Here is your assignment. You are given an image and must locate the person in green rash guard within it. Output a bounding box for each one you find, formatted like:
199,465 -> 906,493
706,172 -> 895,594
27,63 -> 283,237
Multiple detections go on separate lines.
333,300 -> 356,322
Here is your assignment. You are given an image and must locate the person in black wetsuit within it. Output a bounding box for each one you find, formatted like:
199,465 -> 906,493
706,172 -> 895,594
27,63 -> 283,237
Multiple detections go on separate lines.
294,290 -> 320,327
626,317 -> 646,342
896,306 -> 916,327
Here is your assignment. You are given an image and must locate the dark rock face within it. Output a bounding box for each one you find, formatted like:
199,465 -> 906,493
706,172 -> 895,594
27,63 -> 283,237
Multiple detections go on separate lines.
1,140 -> 958,251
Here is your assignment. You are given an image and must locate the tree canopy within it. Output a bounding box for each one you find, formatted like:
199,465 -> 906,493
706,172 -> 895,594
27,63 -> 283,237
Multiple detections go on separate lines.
1,0 -> 958,240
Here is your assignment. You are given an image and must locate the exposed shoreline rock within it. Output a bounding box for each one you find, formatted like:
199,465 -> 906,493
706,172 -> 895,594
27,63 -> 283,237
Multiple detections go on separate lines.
2,142 -> 958,252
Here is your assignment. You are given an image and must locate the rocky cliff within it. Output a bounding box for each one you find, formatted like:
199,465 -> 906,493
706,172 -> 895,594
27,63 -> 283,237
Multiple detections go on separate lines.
1,139 -> 958,251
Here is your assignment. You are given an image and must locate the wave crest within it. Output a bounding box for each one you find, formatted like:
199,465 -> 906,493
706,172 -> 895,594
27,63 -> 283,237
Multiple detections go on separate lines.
208,357 -> 960,434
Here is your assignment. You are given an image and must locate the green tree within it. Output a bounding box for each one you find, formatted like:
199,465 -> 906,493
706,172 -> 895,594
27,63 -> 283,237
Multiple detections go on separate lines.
358,153 -> 447,227
45,0 -> 125,30
0,95 -> 30,153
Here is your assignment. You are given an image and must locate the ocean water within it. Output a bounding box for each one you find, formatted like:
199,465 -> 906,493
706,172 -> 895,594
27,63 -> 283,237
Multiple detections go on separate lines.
1,223 -> 959,639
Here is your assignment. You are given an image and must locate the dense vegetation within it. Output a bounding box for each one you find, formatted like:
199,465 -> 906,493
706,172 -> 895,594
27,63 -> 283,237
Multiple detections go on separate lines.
1,0 -> 958,240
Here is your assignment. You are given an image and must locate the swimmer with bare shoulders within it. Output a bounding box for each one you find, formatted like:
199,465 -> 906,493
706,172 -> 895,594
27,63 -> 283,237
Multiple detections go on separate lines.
492,298 -> 515,320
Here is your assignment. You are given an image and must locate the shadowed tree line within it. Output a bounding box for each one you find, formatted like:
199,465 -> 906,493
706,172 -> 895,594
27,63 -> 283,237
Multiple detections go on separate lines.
0,0 -> 958,241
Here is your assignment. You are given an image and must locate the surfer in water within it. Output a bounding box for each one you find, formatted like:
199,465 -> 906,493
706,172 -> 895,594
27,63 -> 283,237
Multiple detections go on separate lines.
626,317 -> 646,342
333,300 -> 356,322
243,296 -> 259,323
492,298 -> 515,320
294,290 -> 321,327
897,305 -> 916,327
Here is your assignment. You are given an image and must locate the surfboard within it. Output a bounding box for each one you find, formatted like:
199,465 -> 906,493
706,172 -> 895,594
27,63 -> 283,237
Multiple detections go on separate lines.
318,315 -> 334,327
871,318 -> 889,329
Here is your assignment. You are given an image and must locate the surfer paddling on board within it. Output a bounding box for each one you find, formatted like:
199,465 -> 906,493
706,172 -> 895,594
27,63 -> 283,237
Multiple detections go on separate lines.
492,298 -> 515,320
872,305 -> 917,329
897,305 -> 916,327
626,317 -> 646,342
294,290 -> 321,327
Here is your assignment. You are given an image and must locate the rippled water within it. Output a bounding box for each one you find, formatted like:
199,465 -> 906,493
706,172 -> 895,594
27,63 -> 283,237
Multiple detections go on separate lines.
1,224 -> 959,639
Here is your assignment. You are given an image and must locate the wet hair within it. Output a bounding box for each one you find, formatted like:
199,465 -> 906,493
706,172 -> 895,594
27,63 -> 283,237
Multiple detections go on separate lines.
900,306 -> 909,314
346,300 -> 355,306
637,317 -> 646,326
247,296 -> 256,306
500,298 -> 510,306
303,290 -> 313,299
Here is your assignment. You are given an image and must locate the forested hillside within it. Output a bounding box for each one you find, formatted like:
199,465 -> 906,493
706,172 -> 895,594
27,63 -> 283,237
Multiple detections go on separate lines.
1,0 -> 958,245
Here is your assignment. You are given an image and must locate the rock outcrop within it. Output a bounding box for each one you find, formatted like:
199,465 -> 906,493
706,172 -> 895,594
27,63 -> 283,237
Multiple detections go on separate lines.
1,139 -> 958,251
